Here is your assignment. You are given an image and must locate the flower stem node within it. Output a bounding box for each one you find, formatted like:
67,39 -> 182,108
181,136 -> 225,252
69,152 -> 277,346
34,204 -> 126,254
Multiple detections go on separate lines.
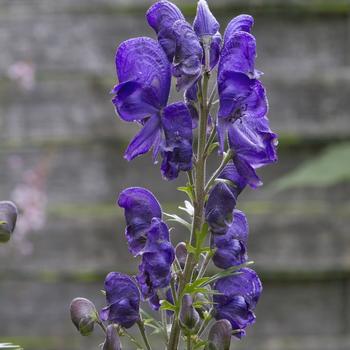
0,201 -> 18,243
69,297 -> 98,336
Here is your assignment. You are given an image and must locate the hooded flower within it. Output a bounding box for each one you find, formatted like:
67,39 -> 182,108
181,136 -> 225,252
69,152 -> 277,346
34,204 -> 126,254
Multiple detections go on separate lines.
205,162 -> 247,234
100,272 -> 140,329
112,37 -> 193,180
193,0 -> 222,70
136,218 -> 175,306
212,210 -> 248,269
118,187 -> 162,256
147,1 -> 203,91
213,268 -> 262,338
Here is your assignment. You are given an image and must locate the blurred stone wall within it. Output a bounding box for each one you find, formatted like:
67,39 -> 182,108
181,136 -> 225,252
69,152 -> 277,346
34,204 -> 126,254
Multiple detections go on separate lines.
0,0 -> 350,349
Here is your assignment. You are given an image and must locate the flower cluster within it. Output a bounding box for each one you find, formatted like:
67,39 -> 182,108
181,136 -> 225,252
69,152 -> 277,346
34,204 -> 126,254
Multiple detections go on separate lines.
70,1 -> 277,349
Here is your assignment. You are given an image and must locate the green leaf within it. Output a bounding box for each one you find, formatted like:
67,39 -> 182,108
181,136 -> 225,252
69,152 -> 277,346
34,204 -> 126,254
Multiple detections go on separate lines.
160,300 -> 177,312
274,142 -> 350,190
179,200 -> 194,216
177,185 -> 195,201
207,142 -> 219,157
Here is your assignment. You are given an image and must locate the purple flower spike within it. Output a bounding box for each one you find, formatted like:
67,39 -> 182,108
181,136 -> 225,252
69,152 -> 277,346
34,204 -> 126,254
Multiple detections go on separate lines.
161,102 -> 193,180
118,187 -> 162,256
100,272 -> 140,329
213,268 -> 262,338
172,20 -> 203,91
137,218 -> 175,303
146,0 -> 185,61
223,14 -> 254,43
212,210 -> 249,269
194,0 -> 220,37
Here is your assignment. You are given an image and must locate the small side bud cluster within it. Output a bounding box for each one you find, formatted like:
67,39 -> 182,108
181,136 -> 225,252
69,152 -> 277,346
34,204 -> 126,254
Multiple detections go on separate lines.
69,297 -> 98,336
179,294 -> 200,332
0,201 -> 18,243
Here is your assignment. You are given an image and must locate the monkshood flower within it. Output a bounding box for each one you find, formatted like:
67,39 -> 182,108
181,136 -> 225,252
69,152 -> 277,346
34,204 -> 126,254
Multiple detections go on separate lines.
112,37 -> 193,180
212,209 -> 248,269
205,162 -> 247,234
147,1 -> 203,91
228,114 -> 278,188
136,218 -> 175,307
193,0 -> 222,70
118,187 -> 162,256
207,319 -> 232,350
213,268 -> 262,338
100,272 -> 140,329
70,298 -> 98,336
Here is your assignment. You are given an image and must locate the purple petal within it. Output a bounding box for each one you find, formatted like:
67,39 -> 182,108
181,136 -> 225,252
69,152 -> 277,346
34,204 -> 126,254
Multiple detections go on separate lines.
146,0 -> 185,61
223,14 -> 254,43
233,155 -> 263,189
172,20 -> 203,91
218,71 -> 268,124
124,114 -> 162,161
160,102 -> 193,180
208,32 -> 222,70
115,37 -> 171,107
118,187 -> 162,256
112,81 -> 161,122
193,0 -> 220,37
213,268 -> 262,336
219,162 -> 248,193
219,31 -> 259,80
102,272 -> 140,328
212,210 -> 249,269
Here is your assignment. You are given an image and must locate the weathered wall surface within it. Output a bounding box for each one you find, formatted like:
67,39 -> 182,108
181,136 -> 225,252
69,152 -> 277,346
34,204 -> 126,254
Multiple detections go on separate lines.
0,1 -> 350,349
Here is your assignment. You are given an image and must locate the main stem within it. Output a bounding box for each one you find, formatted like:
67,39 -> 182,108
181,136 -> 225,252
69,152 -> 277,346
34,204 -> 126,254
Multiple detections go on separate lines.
167,72 -> 210,350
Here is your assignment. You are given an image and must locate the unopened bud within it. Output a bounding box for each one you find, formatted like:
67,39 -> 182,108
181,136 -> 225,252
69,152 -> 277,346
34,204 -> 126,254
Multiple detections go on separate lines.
70,297 -> 98,336
103,324 -> 121,350
0,201 -> 18,243
175,242 -> 187,268
207,319 -> 232,350
179,294 -> 200,331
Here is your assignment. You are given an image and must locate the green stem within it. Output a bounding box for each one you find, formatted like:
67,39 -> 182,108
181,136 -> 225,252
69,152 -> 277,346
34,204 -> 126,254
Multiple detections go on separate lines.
197,249 -> 213,279
204,149 -> 234,193
186,334 -> 192,350
167,72 -> 211,350
137,321 -> 152,350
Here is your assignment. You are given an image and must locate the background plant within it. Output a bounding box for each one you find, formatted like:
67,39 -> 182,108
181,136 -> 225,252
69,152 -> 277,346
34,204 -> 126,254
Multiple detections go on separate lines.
70,1 -> 277,349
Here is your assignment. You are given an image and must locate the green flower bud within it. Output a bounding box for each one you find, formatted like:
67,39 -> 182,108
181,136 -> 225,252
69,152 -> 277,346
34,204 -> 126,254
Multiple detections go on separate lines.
207,319 -> 232,350
103,324 -> 121,350
70,297 -> 98,336
0,201 -> 18,243
179,294 -> 200,332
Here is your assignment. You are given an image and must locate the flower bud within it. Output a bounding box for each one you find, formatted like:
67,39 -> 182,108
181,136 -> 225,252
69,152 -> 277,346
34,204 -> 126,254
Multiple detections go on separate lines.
207,319 -> 232,350
175,242 -> 187,268
103,324 -> 121,350
0,201 -> 18,243
70,297 -> 98,336
179,294 -> 200,331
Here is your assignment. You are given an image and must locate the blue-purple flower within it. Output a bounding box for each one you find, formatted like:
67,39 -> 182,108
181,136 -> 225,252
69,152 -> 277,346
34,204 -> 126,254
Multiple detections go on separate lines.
205,162 -> 247,234
136,218 -> 175,307
213,268 -> 262,338
212,209 -> 248,269
100,272 -> 140,329
118,187 -> 162,256
147,1 -> 203,91
112,37 -> 193,180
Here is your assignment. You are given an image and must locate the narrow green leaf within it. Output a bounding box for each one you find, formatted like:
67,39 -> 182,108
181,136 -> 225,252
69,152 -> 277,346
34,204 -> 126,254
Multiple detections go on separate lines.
160,300 -> 177,312
177,185 -> 195,201
164,212 -> 191,230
